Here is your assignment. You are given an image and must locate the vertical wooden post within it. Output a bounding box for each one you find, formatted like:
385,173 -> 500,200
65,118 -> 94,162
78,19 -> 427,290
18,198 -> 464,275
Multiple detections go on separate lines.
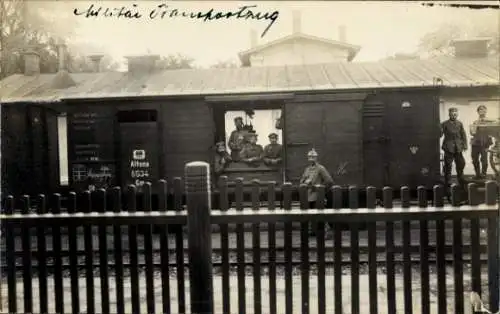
185,161 -> 213,314
485,181 -> 499,311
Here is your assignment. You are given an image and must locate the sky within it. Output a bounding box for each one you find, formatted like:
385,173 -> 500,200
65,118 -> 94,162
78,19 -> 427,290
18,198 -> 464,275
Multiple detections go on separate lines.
37,1 -> 499,68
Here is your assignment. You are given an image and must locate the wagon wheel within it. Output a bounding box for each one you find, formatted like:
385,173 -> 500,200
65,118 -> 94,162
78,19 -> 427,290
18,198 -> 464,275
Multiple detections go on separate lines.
489,148 -> 500,177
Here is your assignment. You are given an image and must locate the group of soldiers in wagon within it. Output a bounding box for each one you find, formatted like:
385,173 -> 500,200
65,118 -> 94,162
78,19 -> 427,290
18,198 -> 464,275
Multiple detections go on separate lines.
213,116 -> 283,174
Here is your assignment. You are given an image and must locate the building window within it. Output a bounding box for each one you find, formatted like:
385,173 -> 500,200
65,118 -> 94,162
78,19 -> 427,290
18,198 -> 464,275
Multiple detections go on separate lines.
57,114 -> 69,186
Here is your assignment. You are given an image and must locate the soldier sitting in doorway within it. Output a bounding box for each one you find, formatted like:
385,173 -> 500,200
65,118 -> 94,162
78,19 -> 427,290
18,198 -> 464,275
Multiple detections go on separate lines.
263,133 -> 283,166
214,141 -> 232,177
470,105 -> 494,179
240,131 -> 264,167
228,117 -> 248,162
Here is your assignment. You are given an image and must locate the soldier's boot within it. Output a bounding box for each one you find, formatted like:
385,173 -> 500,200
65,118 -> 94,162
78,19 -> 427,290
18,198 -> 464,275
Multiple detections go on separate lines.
481,162 -> 488,179
443,174 -> 452,203
473,163 -> 481,180
443,173 -> 451,189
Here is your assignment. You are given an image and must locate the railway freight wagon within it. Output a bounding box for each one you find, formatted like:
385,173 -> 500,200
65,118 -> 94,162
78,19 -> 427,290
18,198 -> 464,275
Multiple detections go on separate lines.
1,54 -> 498,199
1,88 -> 441,197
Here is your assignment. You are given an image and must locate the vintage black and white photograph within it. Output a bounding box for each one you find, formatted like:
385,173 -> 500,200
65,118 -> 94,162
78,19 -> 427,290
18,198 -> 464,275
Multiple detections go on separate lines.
0,0 -> 499,313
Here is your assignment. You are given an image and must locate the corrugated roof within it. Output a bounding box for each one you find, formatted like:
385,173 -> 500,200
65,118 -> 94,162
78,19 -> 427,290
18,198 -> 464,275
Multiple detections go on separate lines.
0,56 -> 498,104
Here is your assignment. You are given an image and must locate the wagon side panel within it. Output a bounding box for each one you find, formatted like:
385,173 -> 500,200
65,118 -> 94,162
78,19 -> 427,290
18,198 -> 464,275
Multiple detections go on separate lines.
1,104 -> 30,197
323,99 -> 364,186
284,93 -> 364,186
384,89 -> 441,188
284,102 -> 325,184
162,100 -> 215,181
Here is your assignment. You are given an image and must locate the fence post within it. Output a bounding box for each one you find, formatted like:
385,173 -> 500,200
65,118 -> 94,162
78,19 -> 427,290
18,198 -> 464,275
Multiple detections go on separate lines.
185,161 -> 213,314
485,181 -> 500,312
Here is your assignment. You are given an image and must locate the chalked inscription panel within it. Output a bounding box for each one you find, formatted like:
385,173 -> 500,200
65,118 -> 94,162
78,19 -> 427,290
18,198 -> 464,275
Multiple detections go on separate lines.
68,108 -> 116,190
68,110 -> 115,162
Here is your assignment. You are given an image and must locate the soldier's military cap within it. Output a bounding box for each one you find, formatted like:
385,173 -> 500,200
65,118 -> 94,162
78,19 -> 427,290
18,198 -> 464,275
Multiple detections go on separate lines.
268,133 -> 278,139
245,130 -> 257,139
449,107 -> 458,113
477,104 -> 487,112
234,116 -> 243,122
307,148 -> 318,157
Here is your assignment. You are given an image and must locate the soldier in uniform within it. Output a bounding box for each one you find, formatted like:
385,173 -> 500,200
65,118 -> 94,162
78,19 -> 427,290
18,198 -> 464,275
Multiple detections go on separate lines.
300,149 -> 334,236
470,105 -> 493,179
228,117 -> 248,161
441,107 -> 468,188
240,131 -> 264,166
228,117 -> 247,161
263,133 -> 283,166
214,141 -> 232,177
300,148 -> 334,207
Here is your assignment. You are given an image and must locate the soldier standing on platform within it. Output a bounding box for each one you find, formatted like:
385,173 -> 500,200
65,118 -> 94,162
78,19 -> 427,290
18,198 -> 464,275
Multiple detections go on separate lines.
228,117 -> 247,161
300,148 -> 334,207
263,133 -> 283,166
300,149 -> 334,236
470,105 -> 493,179
441,107 -> 468,188
240,131 -> 264,166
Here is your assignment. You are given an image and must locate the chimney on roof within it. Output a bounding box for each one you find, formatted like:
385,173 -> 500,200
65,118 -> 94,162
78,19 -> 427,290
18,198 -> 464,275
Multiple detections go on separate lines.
22,49 -> 40,76
51,40 -> 76,89
451,38 -> 490,58
292,10 -> 301,34
88,54 -> 104,72
338,25 -> 346,42
125,55 -> 160,75
250,29 -> 258,48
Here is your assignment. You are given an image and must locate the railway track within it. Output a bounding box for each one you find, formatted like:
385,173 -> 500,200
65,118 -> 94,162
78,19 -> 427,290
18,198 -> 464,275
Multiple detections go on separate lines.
2,243 -> 489,257
1,255 -> 490,272
2,248 -> 489,271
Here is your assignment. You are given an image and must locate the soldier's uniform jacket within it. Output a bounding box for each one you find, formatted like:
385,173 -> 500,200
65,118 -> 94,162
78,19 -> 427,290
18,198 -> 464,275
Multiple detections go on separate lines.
441,119 -> 468,153
228,130 -> 248,152
240,143 -> 264,160
470,119 -> 493,147
214,152 -> 231,174
300,163 -> 334,202
263,143 -> 283,160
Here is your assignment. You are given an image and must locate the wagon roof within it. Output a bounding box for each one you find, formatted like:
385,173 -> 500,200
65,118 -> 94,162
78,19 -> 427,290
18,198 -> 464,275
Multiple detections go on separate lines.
0,56 -> 498,104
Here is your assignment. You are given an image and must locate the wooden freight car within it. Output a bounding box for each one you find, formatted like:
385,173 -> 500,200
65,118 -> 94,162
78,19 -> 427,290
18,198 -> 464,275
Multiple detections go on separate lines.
1,54 -> 498,198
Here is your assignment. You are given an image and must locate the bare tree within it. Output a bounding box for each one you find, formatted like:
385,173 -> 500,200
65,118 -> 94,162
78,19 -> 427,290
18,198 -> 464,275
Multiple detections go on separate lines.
69,54 -> 120,73
210,60 -> 240,69
155,54 -> 197,70
417,18 -> 499,57
0,0 -> 118,78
